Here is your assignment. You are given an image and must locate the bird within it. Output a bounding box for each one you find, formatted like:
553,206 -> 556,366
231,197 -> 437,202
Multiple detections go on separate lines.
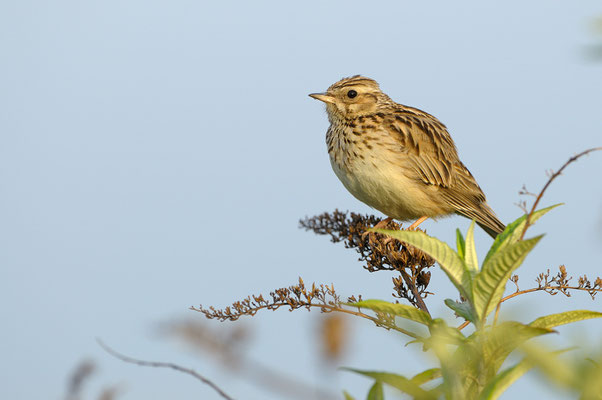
309,75 -> 505,238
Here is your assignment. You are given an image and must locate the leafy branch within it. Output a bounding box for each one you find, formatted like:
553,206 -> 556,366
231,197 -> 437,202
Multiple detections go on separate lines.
188,148 -> 602,400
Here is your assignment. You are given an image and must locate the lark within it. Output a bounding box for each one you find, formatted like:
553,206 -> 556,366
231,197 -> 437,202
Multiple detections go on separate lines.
309,75 -> 505,238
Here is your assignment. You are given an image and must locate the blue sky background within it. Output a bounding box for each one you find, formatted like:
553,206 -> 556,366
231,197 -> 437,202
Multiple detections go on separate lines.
1,1 -> 601,399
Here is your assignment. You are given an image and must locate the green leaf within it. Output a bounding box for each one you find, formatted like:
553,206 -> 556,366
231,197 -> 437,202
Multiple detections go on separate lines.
367,382 -> 384,400
473,235 -> 543,321
479,347 -> 574,400
345,369 -> 434,400
478,359 -> 533,400
427,339 -> 464,400
456,229 -> 466,260
410,368 -> 442,385
373,229 -> 472,301
427,383 -> 445,399
444,298 -> 478,324
489,322 -> 554,353
343,391 -> 356,400
352,300 -> 432,325
464,221 -> 479,274
483,204 -> 560,265
404,338 -> 424,347
426,318 -> 466,347
478,322 -> 553,370
451,322 -> 554,397
518,344 -> 577,389
530,310 -> 602,329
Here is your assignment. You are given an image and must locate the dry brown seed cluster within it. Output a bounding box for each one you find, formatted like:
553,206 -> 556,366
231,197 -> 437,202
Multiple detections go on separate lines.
300,210 -> 435,308
190,278 -> 418,335
536,265 -> 602,299
191,277 -> 362,322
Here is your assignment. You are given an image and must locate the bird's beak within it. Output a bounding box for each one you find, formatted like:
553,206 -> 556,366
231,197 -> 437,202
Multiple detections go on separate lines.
309,92 -> 335,104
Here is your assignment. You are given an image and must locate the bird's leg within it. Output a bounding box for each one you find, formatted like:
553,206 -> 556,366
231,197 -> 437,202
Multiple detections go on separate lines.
406,216 -> 428,231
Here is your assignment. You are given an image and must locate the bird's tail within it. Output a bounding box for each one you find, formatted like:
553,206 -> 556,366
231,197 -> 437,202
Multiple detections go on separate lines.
453,201 -> 505,239
473,203 -> 505,239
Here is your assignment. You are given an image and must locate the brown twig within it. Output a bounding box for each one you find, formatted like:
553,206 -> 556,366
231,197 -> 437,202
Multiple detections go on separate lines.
460,283 -> 593,330
499,285 -> 602,303
192,278 -> 424,338
493,302 -> 502,326
97,339 -> 235,400
457,268 -> 602,331
192,299 -> 421,339
457,320 -> 470,330
398,268 -> 431,316
519,147 -> 602,241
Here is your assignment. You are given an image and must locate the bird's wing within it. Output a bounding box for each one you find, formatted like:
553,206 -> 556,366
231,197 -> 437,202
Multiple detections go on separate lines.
387,111 -> 459,188
388,111 -> 505,237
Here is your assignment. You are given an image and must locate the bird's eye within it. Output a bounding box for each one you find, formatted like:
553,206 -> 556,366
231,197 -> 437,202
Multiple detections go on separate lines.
347,90 -> 358,98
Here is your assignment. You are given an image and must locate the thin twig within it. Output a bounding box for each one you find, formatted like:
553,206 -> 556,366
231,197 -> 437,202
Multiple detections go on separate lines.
493,302 -> 503,326
457,285 -> 602,331
97,339 -> 235,400
457,320 -> 470,330
519,147 -> 602,241
192,302 -> 421,339
500,288 -> 545,302
399,268 -> 431,316
499,285 -> 601,303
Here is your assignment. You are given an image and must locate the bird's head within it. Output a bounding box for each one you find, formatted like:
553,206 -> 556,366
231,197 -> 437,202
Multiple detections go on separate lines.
309,75 -> 389,121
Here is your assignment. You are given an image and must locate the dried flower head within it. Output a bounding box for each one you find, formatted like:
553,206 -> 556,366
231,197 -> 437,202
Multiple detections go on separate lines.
192,278 -> 352,321
191,278 -> 421,337
535,265 -> 602,299
300,210 -> 436,308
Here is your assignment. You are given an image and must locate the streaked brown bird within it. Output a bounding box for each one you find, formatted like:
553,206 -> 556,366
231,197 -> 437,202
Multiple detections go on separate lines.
309,76 -> 505,238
